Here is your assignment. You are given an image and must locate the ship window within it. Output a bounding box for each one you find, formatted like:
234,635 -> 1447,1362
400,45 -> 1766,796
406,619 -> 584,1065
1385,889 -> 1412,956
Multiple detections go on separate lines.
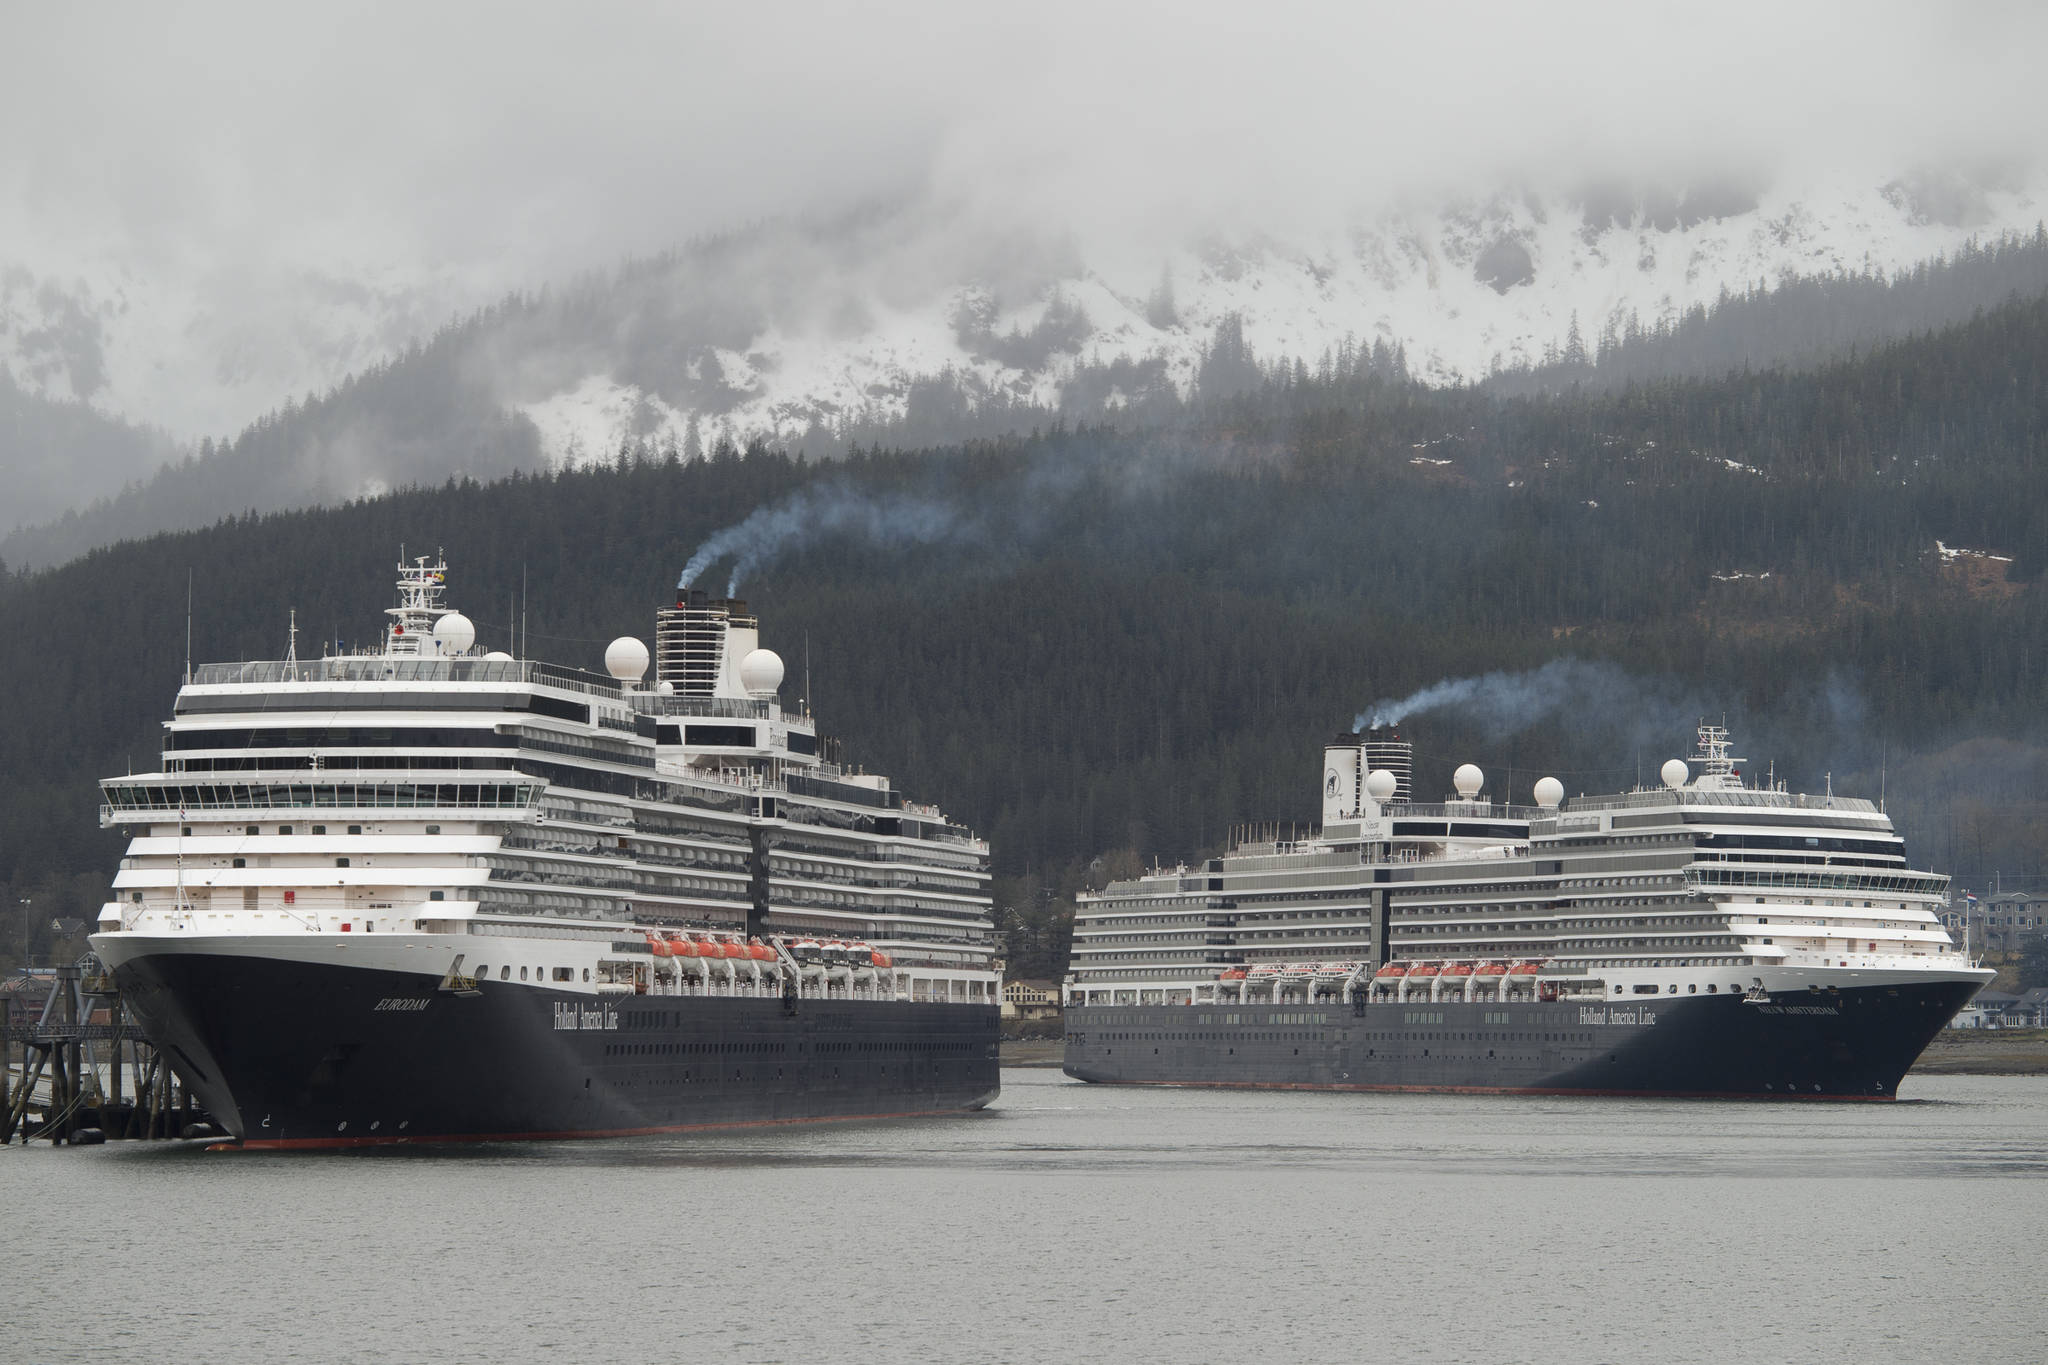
425,824 -> 441,834
278,825 -> 292,835
335,857 -> 350,867
348,825 -> 363,835
500,966 -> 511,980
429,891 -> 445,902
520,966 -> 529,980
232,858 -> 246,868
312,825 -> 326,835
1689,984 -> 1698,993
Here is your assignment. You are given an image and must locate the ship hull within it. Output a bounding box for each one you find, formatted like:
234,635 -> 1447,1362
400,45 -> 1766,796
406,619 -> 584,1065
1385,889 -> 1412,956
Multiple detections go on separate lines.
98,935 -> 999,1146
1064,978 -> 1981,1100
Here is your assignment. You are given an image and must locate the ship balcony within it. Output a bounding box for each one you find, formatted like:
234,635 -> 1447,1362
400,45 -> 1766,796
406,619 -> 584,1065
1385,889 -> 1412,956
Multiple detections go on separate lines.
1205,915 -> 1238,927
1203,951 -> 1247,964
1205,933 -> 1238,946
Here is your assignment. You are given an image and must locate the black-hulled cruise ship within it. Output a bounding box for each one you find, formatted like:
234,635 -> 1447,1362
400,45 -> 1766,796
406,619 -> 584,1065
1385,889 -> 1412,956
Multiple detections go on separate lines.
91,557 -> 999,1146
1064,725 -> 1988,1099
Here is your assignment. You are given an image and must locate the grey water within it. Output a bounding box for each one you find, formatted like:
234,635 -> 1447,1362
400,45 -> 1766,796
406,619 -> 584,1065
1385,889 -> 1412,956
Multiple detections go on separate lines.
6,1069 -> 2047,1364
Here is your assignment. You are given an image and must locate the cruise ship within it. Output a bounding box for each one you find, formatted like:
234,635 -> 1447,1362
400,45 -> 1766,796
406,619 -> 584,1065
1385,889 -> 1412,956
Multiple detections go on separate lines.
1064,724 -> 1988,1098
91,556 -> 1000,1146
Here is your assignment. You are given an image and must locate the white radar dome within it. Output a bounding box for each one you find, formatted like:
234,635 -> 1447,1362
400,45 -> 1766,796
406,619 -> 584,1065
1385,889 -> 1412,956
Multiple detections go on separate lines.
1453,763 -> 1484,799
656,680 -> 675,696
604,636 -> 650,682
431,612 -> 476,655
1364,769 -> 1398,802
740,648 -> 785,697
483,651 -> 513,662
1533,776 -> 1564,809
1661,758 -> 1690,789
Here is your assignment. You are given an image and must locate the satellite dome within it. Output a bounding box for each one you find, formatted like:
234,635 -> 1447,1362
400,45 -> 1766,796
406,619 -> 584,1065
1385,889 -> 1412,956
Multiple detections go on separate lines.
740,648 -> 785,697
656,680 -> 675,696
604,636 -> 650,682
483,651 -> 513,662
1453,763 -> 1484,799
431,612 -> 476,655
1533,776 -> 1564,809
1364,769 -> 1398,802
1661,758 -> 1690,790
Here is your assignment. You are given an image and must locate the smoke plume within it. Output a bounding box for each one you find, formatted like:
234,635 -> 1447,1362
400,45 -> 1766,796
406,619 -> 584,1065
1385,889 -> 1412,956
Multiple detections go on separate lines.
1359,654 -> 1712,740
679,482 -> 972,595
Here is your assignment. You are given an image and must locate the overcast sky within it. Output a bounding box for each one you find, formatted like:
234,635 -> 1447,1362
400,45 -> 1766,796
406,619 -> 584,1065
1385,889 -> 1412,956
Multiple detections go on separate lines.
10,1 -> 2045,280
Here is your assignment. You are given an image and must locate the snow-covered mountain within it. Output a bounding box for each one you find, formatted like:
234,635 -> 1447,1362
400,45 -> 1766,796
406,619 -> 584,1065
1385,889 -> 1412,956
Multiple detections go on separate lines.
2,165 -> 2043,562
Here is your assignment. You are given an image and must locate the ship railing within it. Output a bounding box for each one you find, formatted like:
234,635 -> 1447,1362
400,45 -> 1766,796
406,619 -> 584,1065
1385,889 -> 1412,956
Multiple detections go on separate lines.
1562,788 -> 1880,815
627,694 -> 776,720
100,777 -> 547,821
189,657 -> 627,698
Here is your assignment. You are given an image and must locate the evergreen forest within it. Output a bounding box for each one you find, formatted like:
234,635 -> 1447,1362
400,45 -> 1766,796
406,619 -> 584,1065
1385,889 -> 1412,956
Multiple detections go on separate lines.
4,290 -> 2047,977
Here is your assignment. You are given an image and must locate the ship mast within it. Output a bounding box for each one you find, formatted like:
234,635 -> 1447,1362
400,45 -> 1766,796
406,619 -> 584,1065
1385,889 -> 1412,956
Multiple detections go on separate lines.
383,552 -> 450,656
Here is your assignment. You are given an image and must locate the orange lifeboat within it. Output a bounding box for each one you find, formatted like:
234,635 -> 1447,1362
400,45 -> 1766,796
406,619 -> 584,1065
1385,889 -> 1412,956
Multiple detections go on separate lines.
1509,961 -> 1543,977
1374,963 -> 1408,978
1444,962 -> 1474,978
750,939 -> 777,963
1218,968 -> 1247,981
644,933 -> 673,958
1409,963 -> 1442,979
672,936 -> 700,959
1475,961 -> 1508,977
870,949 -> 893,969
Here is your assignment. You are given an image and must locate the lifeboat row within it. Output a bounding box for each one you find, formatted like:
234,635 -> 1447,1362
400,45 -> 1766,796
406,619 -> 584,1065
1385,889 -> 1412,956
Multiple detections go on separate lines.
789,938 -> 893,970
643,931 -> 778,964
1371,959 -> 1548,1000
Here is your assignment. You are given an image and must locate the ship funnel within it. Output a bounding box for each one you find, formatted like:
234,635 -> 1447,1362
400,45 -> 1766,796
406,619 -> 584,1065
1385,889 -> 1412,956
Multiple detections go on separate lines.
655,588 -> 760,698
1360,727 -> 1413,804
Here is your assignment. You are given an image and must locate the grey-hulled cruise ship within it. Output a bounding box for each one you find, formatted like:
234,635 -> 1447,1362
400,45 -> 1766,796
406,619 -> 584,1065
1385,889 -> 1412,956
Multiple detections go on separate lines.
91,556 -> 999,1146
1064,725 -> 1988,1098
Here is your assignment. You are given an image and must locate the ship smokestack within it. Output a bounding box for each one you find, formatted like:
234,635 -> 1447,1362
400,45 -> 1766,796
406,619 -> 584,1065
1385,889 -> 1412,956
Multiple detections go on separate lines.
1360,726 -> 1413,804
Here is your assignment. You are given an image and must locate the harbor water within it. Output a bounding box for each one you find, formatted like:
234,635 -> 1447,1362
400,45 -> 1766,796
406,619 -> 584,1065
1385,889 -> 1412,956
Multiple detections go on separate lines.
6,1068 -> 2047,1364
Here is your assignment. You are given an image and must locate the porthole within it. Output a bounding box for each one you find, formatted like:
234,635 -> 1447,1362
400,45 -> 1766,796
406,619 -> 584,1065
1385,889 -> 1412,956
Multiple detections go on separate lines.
520,966 -> 529,981
500,966 -> 511,980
